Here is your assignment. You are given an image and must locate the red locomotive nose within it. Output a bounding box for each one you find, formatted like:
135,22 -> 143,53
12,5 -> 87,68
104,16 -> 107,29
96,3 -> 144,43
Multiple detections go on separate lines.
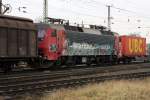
38,26 -> 65,61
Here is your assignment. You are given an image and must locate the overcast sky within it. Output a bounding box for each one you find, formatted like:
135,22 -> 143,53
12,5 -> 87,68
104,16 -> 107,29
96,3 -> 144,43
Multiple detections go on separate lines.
3,0 -> 150,42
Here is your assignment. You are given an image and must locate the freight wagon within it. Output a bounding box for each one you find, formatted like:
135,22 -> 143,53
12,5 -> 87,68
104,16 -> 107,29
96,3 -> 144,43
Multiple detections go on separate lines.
117,35 -> 146,63
145,44 -> 150,61
0,15 -> 37,72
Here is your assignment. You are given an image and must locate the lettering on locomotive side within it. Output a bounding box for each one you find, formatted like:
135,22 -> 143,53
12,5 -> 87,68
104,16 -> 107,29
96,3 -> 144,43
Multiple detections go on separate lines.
128,38 -> 144,54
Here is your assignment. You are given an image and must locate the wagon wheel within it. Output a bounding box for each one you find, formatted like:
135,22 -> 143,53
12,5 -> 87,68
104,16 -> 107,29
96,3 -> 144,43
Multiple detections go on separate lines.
1,63 -> 12,73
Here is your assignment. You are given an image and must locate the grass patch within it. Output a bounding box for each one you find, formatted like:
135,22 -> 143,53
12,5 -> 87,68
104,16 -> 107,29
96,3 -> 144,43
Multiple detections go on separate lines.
21,78 -> 150,100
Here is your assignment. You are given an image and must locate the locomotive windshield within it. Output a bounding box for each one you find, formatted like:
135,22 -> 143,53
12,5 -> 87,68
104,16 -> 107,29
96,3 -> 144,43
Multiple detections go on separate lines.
38,29 -> 45,39
36,23 -> 49,41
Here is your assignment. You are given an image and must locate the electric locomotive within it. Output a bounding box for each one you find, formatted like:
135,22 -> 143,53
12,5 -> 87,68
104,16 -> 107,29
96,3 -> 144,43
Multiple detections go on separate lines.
36,18 -> 117,66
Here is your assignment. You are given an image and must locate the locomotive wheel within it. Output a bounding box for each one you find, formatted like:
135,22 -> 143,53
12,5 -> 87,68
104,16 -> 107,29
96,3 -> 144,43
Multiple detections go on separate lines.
52,59 -> 62,69
65,57 -> 76,66
86,57 -> 91,66
55,60 -> 62,66
71,57 -> 76,65
96,57 -> 101,65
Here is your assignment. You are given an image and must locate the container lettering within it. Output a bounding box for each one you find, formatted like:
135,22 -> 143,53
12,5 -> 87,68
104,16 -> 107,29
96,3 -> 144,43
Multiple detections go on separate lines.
128,38 -> 143,54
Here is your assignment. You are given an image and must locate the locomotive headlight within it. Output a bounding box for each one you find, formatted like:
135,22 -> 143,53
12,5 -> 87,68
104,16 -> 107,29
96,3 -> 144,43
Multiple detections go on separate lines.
49,44 -> 57,52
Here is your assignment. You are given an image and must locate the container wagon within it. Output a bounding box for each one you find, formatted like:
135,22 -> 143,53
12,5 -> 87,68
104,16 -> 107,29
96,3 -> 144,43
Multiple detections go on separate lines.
118,35 -> 146,63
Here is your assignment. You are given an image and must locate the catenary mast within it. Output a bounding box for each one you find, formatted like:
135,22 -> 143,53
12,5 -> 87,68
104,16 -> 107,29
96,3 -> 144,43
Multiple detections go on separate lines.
43,0 -> 48,23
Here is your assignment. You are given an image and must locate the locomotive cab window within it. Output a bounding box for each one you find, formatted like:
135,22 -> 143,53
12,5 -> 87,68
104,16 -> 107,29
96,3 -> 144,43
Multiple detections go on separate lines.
38,29 -> 45,39
51,29 -> 57,37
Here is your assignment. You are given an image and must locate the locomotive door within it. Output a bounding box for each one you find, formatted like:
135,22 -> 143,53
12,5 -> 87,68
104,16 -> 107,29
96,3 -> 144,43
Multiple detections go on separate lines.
57,30 -> 65,57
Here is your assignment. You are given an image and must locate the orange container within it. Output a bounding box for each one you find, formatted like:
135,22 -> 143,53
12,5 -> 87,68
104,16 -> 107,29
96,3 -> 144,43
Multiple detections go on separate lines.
120,36 -> 146,57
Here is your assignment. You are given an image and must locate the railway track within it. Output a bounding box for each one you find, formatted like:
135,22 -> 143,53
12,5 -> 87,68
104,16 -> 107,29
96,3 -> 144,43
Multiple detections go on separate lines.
0,63 -> 150,99
0,61 -> 146,75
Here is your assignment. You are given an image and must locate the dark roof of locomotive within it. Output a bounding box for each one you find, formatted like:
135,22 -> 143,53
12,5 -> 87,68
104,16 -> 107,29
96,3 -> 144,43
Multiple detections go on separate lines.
0,15 -> 36,30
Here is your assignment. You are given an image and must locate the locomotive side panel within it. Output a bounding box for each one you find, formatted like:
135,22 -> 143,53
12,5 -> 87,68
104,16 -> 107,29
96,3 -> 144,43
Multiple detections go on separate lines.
120,36 -> 146,57
62,31 -> 115,56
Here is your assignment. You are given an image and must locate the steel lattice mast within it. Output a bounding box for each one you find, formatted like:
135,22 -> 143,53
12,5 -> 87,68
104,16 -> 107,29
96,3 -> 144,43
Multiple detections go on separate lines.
0,0 -> 2,14
43,0 -> 48,23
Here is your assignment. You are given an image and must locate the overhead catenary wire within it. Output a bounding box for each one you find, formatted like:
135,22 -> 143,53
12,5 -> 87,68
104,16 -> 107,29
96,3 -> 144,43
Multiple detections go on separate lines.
9,0 -> 150,22
3,0 -> 150,38
4,0 -> 150,21
82,0 -> 150,20
111,6 -> 150,20
60,0 -> 150,31
5,0 -> 150,29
